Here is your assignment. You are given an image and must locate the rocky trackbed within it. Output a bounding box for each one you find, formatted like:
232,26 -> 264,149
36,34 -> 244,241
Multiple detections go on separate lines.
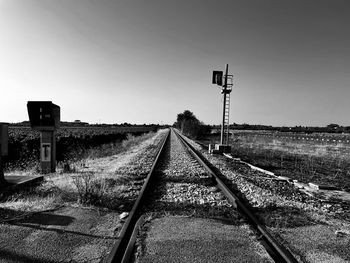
109,129 -> 296,263
184,136 -> 350,263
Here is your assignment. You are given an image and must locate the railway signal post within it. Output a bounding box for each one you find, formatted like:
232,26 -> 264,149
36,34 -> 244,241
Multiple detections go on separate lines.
211,64 -> 233,154
27,101 -> 60,173
0,123 -> 9,186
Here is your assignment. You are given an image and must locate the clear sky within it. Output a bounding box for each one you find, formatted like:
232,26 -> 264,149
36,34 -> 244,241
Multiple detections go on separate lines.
1,0 -> 349,126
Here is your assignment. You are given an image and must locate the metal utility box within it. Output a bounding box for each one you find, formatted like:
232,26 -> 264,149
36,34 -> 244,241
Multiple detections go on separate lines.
0,123 -> 8,156
215,144 -> 231,154
209,144 -> 231,154
27,101 -> 60,173
27,101 -> 60,130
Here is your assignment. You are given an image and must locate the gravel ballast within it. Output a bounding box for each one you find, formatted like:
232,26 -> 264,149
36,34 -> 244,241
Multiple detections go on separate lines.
184,134 -> 350,262
134,130 -> 274,262
144,129 -> 233,217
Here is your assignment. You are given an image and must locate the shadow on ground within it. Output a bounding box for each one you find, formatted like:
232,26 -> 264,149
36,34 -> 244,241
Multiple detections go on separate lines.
0,248 -> 58,263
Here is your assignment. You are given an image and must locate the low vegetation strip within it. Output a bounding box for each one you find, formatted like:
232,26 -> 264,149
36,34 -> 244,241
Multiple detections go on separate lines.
5,125 -> 160,171
202,131 -> 350,191
230,134 -> 350,192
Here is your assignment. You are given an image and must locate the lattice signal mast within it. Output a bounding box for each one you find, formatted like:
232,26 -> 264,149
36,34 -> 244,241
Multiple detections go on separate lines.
212,64 -> 233,152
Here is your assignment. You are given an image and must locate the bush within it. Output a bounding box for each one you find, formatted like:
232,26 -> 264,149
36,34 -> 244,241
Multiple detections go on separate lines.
71,172 -> 106,205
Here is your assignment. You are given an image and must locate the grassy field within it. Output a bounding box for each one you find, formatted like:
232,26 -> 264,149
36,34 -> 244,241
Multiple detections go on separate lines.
201,130 -> 350,191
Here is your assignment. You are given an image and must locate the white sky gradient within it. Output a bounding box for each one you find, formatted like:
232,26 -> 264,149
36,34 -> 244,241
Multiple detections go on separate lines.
1,0 -> 350,126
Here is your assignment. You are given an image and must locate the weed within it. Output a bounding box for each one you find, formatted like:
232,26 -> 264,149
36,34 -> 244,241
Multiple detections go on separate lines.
71,172 -> 104,205
121,132 -> 155,150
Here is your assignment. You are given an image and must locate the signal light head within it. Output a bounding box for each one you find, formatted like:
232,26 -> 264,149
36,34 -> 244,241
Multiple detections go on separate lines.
212,71 -> 223,86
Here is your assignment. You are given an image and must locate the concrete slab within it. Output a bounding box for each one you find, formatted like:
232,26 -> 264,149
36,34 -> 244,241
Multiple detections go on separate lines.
308,182 -> 339,191
4,175 -> 43,186
292,181 -> 350,202
0,175 -> 43,192
293,181 -> 307,189
277,176 -> 292,182
0,206 -> 119,262
137,216 -> 274,263
271,225 -> 350,263
223,154 -> 275,177
313,189 -> 350,203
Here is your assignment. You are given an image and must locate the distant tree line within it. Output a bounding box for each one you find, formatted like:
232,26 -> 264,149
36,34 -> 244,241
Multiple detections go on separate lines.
173,110 -> 210,138
209,123 -> 350,134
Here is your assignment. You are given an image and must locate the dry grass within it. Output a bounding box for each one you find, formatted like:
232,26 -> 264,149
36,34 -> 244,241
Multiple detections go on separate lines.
233,133 -> 350,160
202,132 -> 350,190
0,130 -> 166,214
57,131 -> 156,172
0,194 -> 59,212
226,133 -> 350,190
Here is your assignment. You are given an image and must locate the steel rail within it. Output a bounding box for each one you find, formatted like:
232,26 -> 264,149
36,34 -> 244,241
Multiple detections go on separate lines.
173,128 -> 298,263
105,129 -> 170,263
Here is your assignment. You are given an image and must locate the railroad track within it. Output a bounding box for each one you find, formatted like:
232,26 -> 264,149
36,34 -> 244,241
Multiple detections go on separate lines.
106,128 -> 298,263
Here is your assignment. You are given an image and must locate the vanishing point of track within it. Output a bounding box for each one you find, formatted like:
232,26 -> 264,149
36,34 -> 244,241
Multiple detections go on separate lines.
106,128 -> 299,263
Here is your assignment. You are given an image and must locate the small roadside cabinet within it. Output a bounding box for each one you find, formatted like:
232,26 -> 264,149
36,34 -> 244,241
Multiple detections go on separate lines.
27,101 -> 60,173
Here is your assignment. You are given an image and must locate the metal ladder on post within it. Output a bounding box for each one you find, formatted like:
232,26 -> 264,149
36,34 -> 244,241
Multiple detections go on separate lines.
224,92 -> 230,145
